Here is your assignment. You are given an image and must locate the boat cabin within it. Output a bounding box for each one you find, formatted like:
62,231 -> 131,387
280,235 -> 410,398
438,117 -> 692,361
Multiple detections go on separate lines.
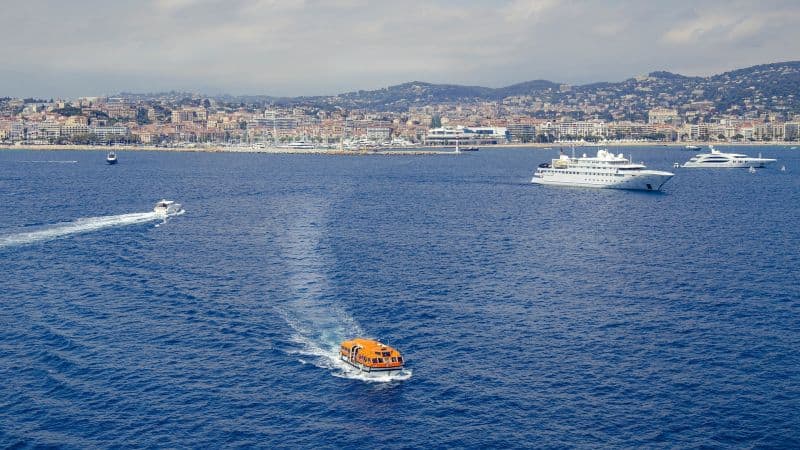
340,338 -> 404,370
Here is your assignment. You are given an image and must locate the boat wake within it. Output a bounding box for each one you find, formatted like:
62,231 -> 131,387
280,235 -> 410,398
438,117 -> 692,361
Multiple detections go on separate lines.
16,160 -> 79,164
0,211 -> 165,249
275,200 -> 410,383
154,208 -> 185,227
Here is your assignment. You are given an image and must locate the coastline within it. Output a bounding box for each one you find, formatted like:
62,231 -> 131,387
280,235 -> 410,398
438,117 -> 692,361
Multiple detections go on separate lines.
1,141 -> 797,154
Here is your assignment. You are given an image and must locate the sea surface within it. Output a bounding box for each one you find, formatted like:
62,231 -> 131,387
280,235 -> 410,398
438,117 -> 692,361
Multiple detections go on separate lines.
1,146 -> 799,448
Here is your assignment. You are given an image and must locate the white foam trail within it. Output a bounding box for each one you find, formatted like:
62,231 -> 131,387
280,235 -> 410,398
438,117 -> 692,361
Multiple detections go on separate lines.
17,160 -> 79,164
0,211 -> 160,248
275,201 -> 410,383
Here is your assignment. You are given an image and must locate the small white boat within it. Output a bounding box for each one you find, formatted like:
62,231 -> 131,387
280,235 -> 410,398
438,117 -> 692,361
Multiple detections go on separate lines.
153,199 -> 182,217
280,140 -> 315,150
106,151 -> 118,165
684,145 -> 701,150
781,165 -> 786,172
748,166 -> 756,173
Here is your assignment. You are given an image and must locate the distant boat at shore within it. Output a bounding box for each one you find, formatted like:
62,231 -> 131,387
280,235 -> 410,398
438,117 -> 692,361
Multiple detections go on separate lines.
280,140 -> 315,150
106,151 -> 118,164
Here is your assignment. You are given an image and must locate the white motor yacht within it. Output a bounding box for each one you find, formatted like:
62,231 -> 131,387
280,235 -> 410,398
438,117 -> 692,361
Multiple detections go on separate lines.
532,149 -> 674,191
153,199 -> 182,217
682,147 -> 777,168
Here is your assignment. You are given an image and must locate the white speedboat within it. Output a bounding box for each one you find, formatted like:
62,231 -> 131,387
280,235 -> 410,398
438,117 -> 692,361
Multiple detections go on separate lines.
684,145 -> 701,150
106,151 -> 118,164
682,147 -> 777,168
532,149 -> 674,191
153,199 -> 182,217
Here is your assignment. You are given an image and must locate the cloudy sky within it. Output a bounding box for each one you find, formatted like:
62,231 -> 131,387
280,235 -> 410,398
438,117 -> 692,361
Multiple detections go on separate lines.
2,0 -> 799,98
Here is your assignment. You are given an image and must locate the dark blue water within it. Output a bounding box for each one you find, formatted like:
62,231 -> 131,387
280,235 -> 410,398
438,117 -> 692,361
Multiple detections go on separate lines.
1,147 -> 799,448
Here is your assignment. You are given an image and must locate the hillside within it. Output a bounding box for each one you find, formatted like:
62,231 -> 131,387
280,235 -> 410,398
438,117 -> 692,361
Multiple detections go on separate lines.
115,61 -> 800,119
271,61 -> 800,118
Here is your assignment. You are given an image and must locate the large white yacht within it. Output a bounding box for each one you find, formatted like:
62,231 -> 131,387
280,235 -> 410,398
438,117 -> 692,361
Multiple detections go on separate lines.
532,149 -> 674,191
682,146 -> 777,168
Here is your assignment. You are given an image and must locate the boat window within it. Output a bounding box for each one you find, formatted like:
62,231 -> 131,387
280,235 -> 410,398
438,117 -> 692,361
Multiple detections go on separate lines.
397,356 -> 403,363
391,357 -> 397,362
382,351 -> 391,357
372,358 -> 378,363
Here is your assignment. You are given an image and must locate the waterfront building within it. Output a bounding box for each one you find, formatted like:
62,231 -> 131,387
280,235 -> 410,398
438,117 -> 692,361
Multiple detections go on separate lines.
687,124 -> 710,141
753,123 -> 774,140
91,125 -> 129,140
11,121 -> 25,141
39,121 -> 61,140
784,122 -> 800,141
506,124 -> 536,143
555,120 -> 606,138
606,122 -> 654,139
424,126 -> 509,145
61,123 -> 90,137
366,127 -> 392,141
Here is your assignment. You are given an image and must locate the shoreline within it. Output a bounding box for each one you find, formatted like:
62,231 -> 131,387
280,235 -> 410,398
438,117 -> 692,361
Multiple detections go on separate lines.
1,141 -> 797,154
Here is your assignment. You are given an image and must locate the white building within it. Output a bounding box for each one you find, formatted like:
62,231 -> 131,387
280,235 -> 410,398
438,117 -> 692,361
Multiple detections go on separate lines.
424,126 -> 509,145
91,125 -> 129,140
556,121 -> 606,138
366,127 -> 392,141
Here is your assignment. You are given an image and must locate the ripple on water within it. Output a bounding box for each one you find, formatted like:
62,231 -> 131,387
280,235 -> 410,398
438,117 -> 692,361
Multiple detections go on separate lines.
1,148 -> 799,448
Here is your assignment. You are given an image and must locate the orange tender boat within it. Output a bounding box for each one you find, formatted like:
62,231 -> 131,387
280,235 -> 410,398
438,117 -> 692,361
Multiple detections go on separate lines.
339,338 -> 405,375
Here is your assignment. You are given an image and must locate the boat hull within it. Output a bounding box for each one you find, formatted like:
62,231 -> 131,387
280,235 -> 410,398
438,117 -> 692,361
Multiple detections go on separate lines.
340,356 -> 404,377
106,159 -> 117,165
682,159 -> 776,168
532,170 -> 674,191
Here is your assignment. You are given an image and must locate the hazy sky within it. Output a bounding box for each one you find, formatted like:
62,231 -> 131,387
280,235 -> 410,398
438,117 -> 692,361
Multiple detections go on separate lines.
2,0 -> 799,98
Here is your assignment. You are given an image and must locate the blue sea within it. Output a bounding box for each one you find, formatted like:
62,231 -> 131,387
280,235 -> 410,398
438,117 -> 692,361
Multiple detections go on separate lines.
1,146 -> 799,448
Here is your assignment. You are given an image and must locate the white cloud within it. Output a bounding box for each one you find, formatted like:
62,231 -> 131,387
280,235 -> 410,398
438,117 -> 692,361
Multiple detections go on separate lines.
505,0 -> 559,22
661,8 -> 800,45
0,0 -> 798,97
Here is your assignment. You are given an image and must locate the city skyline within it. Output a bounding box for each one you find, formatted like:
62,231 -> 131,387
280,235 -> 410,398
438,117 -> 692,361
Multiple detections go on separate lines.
3,0 -> 800,98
